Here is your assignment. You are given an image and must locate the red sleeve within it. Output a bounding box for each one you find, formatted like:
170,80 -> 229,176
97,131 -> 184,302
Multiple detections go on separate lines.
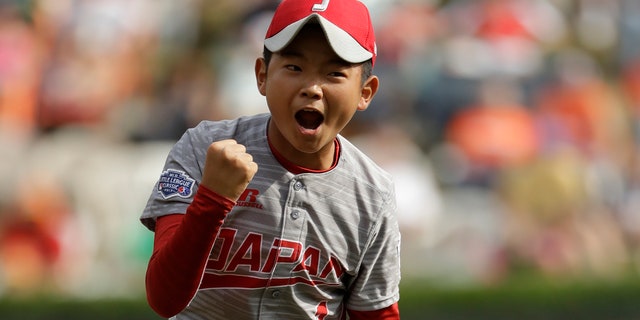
145,185 -> 235,318
347,303 -> 400,320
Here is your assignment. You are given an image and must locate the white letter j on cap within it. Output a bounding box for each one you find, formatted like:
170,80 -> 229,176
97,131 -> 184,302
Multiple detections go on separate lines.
312,0 -> 330,11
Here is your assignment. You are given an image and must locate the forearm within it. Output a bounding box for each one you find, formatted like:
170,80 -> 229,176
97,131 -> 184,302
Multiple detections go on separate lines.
145,186 -> 234,318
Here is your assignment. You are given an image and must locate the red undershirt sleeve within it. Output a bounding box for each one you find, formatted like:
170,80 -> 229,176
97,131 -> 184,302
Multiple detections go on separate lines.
145,185 -> 235,318
347,303 -> 400,320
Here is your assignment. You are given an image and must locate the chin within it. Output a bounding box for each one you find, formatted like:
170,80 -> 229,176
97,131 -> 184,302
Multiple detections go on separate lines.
288,135 -> 327,154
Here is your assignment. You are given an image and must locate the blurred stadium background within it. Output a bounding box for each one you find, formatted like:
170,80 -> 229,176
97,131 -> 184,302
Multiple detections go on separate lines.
2,0 -> 640,318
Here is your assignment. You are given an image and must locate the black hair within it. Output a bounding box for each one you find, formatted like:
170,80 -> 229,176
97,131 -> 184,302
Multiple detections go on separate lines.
262,47 -> 373,85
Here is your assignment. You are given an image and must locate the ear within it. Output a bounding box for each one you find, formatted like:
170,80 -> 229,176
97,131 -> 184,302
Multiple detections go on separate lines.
255,57 -> 268,96
357,75 -> 379,111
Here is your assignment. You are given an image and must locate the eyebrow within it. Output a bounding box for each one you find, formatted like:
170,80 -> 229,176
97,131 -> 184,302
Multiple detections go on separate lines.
278,49 -> 303,59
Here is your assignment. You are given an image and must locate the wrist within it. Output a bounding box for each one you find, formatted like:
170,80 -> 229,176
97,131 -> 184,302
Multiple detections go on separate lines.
196,184 -> 236,213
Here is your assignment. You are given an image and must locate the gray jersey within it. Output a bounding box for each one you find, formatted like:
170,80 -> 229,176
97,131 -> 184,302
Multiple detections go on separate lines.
141,113 -> 401,319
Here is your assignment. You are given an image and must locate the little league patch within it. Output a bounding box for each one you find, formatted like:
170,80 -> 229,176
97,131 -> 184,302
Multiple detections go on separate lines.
157,169 -> 195,199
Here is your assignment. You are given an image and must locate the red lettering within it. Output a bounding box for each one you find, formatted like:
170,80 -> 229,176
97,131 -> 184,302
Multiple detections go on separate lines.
261,239 -> 280,273
207,231 -> 342,282
207,228 -> 237,270
261,239 -> 302,273
293,246 -> 320,276
239,188 -> 259,202
226,233 -> 263,272
278,240 -> 302,263
319,255 -> 344,278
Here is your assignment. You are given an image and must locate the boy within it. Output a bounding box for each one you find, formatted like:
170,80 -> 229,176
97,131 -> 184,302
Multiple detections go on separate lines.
140,0 -> 401,318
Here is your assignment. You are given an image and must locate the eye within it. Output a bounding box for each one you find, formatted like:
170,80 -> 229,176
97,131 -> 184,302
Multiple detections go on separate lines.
286,65 -> 301,72
329,71 -> 347,78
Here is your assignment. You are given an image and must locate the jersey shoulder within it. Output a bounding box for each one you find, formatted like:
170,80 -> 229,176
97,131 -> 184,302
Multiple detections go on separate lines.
189,113 -> 270,143
337,136 -> 395,198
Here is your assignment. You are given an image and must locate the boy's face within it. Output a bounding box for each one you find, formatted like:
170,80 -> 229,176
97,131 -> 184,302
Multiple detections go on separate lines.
255,24 -> 379,168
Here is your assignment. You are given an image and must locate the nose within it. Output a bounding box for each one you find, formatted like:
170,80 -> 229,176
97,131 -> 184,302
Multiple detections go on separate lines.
300,79 -> 323,100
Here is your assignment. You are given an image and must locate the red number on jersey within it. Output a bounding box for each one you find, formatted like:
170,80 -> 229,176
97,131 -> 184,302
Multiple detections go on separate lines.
315,301 -> 328,320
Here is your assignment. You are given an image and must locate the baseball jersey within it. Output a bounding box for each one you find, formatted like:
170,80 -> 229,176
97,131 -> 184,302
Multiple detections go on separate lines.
141,113 -> 401,319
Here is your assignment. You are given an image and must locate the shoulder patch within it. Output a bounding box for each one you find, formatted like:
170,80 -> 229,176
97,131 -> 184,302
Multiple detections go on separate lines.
157,169 -> 196,199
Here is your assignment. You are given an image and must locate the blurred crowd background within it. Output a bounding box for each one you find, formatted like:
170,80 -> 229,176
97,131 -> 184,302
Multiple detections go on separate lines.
2,0 -> 640,301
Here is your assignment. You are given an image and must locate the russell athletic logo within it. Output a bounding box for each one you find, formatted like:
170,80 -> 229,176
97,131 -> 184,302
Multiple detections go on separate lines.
157,169 -> 195,199
236,188 -> 264,209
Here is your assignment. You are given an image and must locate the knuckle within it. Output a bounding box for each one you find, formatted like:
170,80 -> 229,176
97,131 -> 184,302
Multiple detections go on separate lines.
208,142 -> 225,153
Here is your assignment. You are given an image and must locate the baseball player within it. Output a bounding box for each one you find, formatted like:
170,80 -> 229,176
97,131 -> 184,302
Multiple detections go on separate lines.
140,0 -> 401,319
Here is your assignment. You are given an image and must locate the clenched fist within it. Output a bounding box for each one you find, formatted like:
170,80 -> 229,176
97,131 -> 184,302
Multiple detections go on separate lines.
201,139 -> 258,202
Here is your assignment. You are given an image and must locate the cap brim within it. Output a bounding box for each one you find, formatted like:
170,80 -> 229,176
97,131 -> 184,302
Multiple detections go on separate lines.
264,14 -> 373,64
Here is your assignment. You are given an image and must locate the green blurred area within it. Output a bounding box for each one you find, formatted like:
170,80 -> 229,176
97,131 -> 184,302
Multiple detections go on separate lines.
400,276 -> 640,320
3,276 -> 640,320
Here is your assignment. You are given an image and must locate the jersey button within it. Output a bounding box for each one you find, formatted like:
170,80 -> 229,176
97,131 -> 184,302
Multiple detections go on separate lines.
290,210 -> 300,220
293,180 -> 304,191
271,290 -> 281,298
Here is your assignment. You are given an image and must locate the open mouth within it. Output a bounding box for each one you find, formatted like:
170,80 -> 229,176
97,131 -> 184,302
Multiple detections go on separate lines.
295,109 -> 324,131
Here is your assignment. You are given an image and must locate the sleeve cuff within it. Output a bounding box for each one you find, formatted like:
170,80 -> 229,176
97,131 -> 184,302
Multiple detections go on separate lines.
195,184 -> 236,213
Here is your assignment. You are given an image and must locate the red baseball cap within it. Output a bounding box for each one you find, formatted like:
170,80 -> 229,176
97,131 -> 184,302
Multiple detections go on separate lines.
264,0 -> 377,67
